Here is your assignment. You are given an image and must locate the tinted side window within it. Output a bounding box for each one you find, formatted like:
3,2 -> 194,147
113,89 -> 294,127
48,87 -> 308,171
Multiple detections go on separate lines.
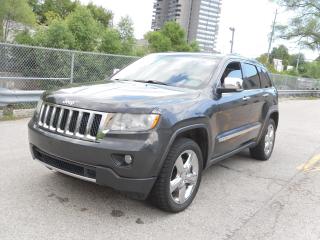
258,67 -> 272,88
242,63 -> 261,89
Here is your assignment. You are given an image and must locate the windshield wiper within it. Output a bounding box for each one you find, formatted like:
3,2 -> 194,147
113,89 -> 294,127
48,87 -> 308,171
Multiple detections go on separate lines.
112,79 -> 129,81
133,80 -> 168,86
113,79 -> 169,86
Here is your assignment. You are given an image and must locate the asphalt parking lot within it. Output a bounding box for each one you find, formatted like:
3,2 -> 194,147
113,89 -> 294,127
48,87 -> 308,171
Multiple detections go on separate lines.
1,99 -> 320,240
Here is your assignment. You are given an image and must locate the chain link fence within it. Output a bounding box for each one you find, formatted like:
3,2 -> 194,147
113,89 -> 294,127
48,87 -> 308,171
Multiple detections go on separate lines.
0,42 -> 139,91
270,74 -> 320,90
0,42 -> 320,117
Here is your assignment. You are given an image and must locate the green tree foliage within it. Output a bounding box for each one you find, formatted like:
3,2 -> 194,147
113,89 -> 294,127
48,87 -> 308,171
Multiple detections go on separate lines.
16,6 -> 100,52
270,44 -> 290,68
28,0 -> 112,27
256,53 -> 277,73
275,0 -> 320,50
14,30 -> 34,45
303,61 -> 320,79
0,0 -> 36,41
12,0 -> 148,56
28,0 -> 78,24
145,31 -> 172,52
39,21 -> 75,49
145,21 -> 199,53
161,21 -> 185,48
28,0 -> 42,17
16,20 -> 76,49
287,53 -> 307,74
257,46 -> 308,74
66,6 -> 99,51
132,45 -> 148,57
87,3 -> 112,28
257,45 -> 292,71
117,16 -> 135,55
99,29 -> 122,54
43,0 -> 77,20
289,53 -> 305,67
257,46 -> 320,79
117,16 -> 134,40
18,1 -> 123,54
43,11 -> 61,24
189,41 -> 200,52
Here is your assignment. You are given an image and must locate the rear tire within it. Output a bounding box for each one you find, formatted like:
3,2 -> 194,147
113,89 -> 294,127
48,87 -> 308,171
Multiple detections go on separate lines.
250,119 -> 276,161
149,138 -> 203,213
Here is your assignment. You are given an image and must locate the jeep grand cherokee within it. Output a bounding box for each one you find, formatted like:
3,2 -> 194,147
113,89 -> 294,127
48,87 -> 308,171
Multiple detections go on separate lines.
28,53 -> 279,212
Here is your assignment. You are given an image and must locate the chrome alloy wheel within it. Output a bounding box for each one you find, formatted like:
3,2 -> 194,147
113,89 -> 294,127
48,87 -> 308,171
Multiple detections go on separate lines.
264,124 -> 275,156
170,150 -> 199,204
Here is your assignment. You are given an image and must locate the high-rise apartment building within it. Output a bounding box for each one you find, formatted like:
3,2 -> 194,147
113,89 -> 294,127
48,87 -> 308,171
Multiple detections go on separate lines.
152,0 -> 222,52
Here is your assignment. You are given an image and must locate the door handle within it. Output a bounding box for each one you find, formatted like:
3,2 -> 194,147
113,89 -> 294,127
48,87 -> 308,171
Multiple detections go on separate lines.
262,93 -> 269,97
242,96 -> 251,101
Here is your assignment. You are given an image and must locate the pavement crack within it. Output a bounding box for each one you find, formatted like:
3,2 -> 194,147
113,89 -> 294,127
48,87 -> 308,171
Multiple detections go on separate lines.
268,200 -> 286,238
217,163 -> 287,184
220,148 -> 320,240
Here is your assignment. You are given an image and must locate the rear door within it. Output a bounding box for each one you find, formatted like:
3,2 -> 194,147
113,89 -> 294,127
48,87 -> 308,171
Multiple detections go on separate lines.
258,66 -> 276,103
241,62 -> 265,134
257,66 -> 278,120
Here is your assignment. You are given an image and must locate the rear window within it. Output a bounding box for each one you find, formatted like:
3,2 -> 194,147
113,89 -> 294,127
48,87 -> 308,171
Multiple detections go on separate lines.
258,67 -> 272,88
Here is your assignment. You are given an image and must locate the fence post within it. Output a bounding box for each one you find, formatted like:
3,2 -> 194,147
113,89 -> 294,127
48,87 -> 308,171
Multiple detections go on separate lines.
285,75 -> 288,88
70,52 -> 75,83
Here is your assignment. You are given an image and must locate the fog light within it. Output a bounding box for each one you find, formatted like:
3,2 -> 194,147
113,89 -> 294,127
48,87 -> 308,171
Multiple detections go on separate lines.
124,155 -> 133,164
112,154 -> 134,167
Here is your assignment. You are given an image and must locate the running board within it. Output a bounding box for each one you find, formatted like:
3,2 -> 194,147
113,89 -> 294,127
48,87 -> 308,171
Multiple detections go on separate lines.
206,142 -> 256,168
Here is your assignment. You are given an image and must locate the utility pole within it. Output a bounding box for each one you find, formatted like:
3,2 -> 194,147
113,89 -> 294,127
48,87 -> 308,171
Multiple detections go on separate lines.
229,27 -> 235,53
296,44 -> 302,72
267,9 -> 278,63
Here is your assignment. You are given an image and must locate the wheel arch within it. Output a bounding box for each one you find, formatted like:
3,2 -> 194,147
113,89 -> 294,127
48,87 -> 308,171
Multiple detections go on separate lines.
175,127 -> 210,169
157,123 -> 212,175
257,108 -> 279,143
269,111 -> 279,129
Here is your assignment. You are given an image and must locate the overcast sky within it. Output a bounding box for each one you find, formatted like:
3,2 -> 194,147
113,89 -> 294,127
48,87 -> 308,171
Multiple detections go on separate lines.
81,0 -> 318,60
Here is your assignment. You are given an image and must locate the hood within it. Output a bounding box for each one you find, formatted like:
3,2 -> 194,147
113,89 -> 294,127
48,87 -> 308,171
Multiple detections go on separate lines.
43,81 -> 201,113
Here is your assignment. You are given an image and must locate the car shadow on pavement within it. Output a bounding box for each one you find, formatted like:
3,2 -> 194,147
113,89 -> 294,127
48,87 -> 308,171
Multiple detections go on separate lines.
33,150 -> 255,221
38,169 -> 170,219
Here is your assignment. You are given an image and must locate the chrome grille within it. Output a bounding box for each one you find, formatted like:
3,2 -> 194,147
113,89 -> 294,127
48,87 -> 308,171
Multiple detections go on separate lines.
37,102 -> 107,141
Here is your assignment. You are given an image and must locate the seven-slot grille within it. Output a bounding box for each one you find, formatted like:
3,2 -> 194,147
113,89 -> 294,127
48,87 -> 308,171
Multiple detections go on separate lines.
38,102 -> 107,141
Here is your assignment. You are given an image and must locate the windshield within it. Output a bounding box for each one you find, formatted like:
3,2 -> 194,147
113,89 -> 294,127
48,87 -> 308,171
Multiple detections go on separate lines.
111,54 -> 220,89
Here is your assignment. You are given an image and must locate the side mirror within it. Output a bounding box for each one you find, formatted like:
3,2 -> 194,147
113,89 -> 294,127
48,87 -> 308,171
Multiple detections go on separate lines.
217,77 -> 243,94
113,68 -> 120,74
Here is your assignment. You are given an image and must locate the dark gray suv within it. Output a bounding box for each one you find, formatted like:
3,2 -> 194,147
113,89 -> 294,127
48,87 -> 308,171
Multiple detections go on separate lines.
28,53 -> 279,212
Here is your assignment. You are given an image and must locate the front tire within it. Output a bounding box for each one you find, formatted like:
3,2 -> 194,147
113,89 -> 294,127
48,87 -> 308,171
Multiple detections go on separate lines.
150,138 -> 203,213
250,119 -> 276,160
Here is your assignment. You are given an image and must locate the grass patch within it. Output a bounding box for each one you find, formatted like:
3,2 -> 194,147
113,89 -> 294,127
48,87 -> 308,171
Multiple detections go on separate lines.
0,105 -> 34,121
0,114 -> 31,121
0,114 -> 17,121
298,96 -> 320,100
279,96 -> 320,102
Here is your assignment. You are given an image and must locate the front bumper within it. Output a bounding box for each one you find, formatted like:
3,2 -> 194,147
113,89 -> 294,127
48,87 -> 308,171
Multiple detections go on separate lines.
28,118 -> 170,199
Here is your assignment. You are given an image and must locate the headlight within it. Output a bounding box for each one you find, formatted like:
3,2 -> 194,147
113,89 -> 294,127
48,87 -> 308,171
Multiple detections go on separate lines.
105,113 -> 160,132
35,99 -> 43,115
